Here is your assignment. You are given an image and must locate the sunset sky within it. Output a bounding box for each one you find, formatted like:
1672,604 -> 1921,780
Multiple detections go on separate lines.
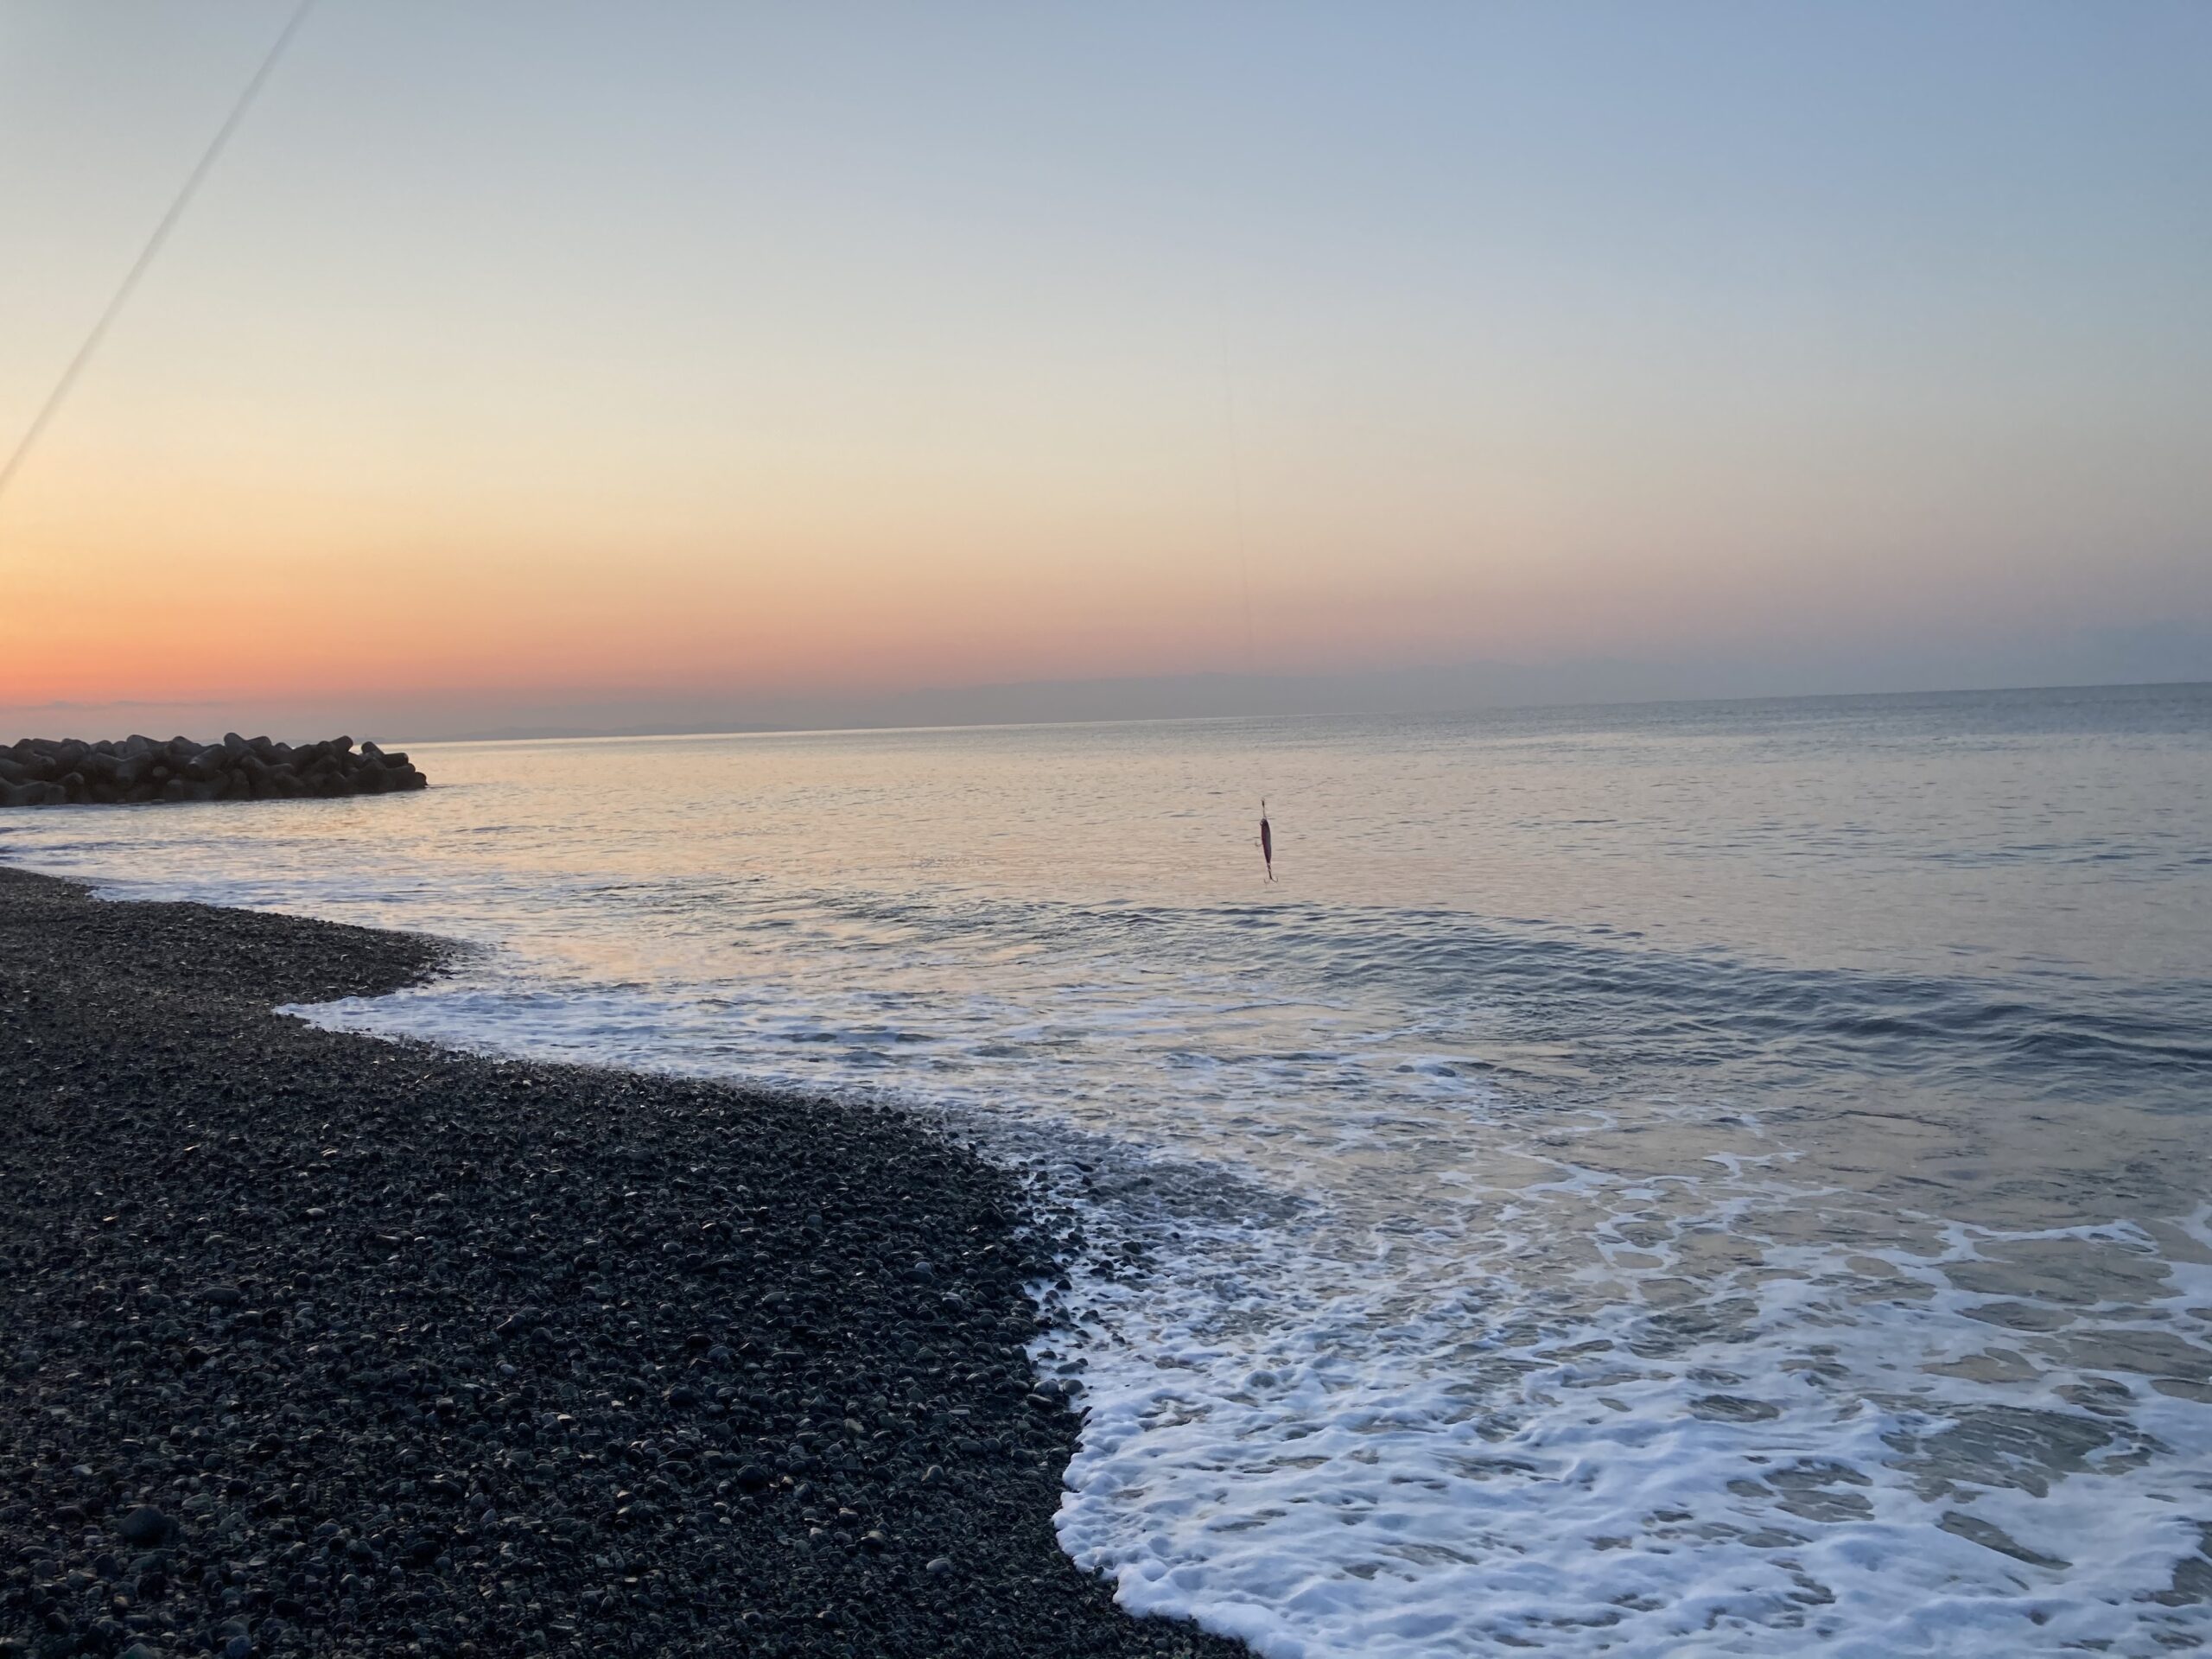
3,2 -> 2209,737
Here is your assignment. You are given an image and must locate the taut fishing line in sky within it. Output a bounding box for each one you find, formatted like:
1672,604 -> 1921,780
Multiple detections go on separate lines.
1217,298 -> 1275,880
1215,303 -> 1259,689
0,0 -> 317,521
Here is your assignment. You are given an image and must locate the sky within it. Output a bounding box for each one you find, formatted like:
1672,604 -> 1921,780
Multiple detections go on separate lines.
3,1 -> 2209,740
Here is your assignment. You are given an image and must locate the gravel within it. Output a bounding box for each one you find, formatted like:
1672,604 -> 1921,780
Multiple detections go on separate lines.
0,867 -> 1245,1659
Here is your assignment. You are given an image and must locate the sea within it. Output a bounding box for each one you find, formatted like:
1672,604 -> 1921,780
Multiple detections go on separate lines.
6,683 -> 2210,1657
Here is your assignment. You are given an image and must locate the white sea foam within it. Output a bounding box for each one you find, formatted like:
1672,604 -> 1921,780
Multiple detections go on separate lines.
1024,1141 -> 2212,1658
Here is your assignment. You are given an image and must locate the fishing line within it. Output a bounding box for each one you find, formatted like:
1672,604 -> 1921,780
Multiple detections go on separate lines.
0,0 -> 317,520
1215,294 -> 1276,879
1214,301 -> 1260,693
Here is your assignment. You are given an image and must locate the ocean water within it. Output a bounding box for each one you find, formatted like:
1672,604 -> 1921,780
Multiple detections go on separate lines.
6,683 -> 2211,1656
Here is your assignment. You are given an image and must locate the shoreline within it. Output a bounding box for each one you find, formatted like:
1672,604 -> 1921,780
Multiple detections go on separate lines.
0,868 -> 1247,1659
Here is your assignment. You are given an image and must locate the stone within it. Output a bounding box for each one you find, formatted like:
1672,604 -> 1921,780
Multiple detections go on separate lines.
116,1506 -> 175,1547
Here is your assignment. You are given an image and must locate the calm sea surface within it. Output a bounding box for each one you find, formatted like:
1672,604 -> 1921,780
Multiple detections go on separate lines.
7,684 -> 2211,1656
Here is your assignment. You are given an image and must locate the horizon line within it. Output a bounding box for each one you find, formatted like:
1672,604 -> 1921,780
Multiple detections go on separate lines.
392,677 -> 2212,749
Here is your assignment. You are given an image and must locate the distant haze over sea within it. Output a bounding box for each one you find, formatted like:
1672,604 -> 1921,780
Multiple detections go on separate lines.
4,623 -> 2209,745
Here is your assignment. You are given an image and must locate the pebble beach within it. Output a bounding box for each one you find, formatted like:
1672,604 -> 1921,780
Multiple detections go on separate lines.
0,867 -> 1247,1659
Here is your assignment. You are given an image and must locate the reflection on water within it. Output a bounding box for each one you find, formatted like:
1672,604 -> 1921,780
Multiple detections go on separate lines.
5,683 -> 2209,1655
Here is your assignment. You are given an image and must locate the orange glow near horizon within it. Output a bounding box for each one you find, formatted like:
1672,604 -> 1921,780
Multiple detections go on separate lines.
8,396 -> 2195,715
